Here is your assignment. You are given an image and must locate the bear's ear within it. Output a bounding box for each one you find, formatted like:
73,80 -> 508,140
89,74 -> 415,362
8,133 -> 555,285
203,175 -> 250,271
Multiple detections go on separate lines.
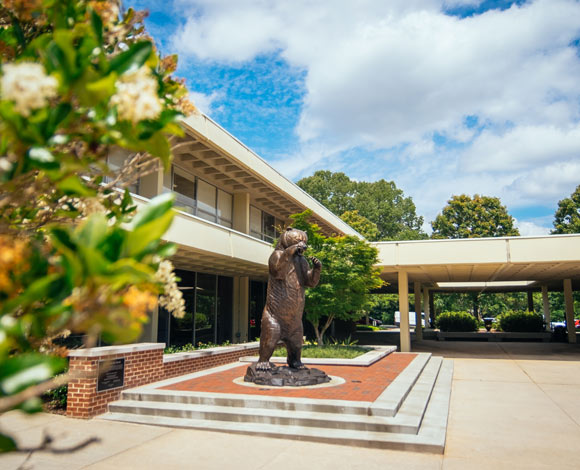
286,227 -> 293,231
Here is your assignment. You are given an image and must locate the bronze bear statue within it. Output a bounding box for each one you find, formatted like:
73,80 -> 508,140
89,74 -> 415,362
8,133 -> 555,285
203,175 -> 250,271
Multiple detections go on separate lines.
256,227 -> 322,370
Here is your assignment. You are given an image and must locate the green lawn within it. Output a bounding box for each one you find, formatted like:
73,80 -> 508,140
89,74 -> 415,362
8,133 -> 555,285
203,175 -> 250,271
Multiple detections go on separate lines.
273,344 -> 370,359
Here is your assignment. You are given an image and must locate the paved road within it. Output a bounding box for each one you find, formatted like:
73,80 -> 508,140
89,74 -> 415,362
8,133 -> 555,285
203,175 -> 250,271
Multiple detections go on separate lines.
1,341 -> 579,470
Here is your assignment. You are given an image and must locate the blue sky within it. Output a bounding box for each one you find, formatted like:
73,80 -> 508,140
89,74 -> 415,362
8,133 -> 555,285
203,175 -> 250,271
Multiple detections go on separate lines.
130,0 -> 580,235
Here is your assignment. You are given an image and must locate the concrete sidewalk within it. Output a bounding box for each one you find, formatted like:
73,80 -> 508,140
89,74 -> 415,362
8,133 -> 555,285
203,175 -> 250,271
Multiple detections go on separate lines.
1,342 -> 579,470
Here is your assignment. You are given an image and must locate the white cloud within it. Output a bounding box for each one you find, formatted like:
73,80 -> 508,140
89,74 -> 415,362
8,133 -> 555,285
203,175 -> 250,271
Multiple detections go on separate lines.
172,0 -> 580,230
188,91 -> 221,116
514,219 -> 552,237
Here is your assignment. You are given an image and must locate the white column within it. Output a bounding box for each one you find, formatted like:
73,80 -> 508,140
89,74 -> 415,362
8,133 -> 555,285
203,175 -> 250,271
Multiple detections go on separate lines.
233,193 -> 250,234
541,285 -> 551,331
563,279 -> 576,344
398,271 -> 411,352
414,281 -> 423,340
423,288 -> 431,328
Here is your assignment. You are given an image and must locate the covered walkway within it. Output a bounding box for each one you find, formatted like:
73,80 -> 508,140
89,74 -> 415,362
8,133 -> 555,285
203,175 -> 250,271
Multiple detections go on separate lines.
373,234 -> 580,350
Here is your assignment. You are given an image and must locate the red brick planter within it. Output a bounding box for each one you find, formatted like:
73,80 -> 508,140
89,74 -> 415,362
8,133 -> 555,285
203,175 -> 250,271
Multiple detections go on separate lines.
66,342 -> 259,418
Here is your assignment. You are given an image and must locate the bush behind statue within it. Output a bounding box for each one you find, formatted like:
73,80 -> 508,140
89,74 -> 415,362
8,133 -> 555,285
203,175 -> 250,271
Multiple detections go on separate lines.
497,310 -> 544,332
436,311 -> 478,332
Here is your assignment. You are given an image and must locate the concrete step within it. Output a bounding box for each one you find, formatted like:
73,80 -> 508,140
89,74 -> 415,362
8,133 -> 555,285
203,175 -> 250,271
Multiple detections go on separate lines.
108,357 -> 441,435
121,353 -> 434,418
99,357 -> 453,453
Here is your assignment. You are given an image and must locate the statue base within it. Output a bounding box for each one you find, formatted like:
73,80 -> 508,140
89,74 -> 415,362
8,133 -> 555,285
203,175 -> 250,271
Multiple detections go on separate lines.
244,364 -> 331,387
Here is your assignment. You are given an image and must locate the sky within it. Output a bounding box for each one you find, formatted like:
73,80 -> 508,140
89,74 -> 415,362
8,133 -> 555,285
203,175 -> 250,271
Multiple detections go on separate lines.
130,0 -> 580,236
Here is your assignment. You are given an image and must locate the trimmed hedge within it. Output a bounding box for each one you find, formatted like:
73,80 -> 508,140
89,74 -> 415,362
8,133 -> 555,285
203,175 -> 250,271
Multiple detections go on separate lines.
436,311 -> 478,332
497,310 -> 544,332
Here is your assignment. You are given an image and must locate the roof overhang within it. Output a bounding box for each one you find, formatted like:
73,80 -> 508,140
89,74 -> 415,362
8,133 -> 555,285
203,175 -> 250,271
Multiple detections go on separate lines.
373,234 -> 580,292
176,113 -> 361,238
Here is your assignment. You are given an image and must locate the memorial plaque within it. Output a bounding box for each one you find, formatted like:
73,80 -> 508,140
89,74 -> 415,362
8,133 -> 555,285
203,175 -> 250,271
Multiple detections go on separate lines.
97,358 -> 125,392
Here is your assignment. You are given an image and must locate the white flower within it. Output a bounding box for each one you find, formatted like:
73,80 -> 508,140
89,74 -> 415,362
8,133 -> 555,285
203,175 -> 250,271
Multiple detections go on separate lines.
110,66 -> 163,124
0,62 -> 58,117
0,157 -> 12,172
155,260 -> 186,319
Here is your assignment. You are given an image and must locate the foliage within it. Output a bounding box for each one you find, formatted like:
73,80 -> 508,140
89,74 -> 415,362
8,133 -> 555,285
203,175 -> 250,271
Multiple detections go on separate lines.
297,171 -> 426,240
164,340 -> 231,354
0,0 -> 194,452
273,344 -> 370,359
289,210 -> 384,345
435,311 -> 478,332
356,324 -> 379,331
42,383 -> 68,409
368,293 -> 398,325
340,210 -> 379,241
497,311 -> 544,332
431,194 -> 520,239
552,184 -> 580,234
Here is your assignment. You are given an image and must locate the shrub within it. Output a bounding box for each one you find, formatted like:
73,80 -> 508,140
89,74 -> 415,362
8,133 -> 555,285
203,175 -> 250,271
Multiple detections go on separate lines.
356,324 -> 379,331
435,311 -> 478,332
498,311 -> 544,332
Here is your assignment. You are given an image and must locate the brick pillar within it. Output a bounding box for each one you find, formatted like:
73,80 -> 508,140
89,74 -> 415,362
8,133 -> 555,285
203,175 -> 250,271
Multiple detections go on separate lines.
67,343 -> 165,419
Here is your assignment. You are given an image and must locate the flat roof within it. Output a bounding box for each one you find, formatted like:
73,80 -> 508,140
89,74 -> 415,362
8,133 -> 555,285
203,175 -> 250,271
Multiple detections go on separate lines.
373,234 -> 580,291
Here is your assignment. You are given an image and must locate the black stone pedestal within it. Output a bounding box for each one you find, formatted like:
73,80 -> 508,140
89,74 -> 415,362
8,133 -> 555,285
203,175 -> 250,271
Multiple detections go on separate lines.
244,364 -> 331,387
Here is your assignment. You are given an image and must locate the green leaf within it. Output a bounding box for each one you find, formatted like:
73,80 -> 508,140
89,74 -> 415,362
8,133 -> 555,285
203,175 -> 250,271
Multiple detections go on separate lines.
141,132 -> 171,168
90,8 -> 104,44
53,30 -> 78,77
0,354 -> 66,395
56,175 -> 96,197
106,258 -> 155,286
130,192 -> 175,230
3,274 -> 63,312
85,72 -> 118,104
77,214 -> 108,248
109,41 -> 153,75
125,208 -> 174,256
156,242 -> 177,258
0,433 -> 17,453
17,397 -> 43,414
45,103 -> 72,138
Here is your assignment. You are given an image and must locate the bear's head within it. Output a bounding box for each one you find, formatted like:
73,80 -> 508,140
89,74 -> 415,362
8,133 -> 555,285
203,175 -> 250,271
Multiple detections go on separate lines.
279,227 -> 308,254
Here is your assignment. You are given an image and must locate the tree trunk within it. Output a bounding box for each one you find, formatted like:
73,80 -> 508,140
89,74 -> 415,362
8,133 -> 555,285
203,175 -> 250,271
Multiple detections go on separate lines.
311,315 -> 335,347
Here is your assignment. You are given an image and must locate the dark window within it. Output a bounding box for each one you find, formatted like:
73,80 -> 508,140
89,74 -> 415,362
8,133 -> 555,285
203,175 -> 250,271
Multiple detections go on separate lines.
249,280 -> 267,341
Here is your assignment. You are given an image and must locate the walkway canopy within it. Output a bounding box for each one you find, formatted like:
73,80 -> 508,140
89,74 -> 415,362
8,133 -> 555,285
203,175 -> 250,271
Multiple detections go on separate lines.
372,234 -> 580,350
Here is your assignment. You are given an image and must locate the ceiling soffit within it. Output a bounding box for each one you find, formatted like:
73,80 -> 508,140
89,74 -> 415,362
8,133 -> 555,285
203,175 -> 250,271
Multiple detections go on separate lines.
171,134 -> 339,236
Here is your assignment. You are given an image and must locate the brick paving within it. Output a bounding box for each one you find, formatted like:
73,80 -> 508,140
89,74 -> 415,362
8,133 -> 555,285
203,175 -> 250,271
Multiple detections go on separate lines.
160,352 -> 416,402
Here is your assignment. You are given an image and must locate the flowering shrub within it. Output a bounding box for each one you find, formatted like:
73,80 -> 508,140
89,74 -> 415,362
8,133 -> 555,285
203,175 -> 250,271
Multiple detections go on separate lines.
0,0 -> 194,451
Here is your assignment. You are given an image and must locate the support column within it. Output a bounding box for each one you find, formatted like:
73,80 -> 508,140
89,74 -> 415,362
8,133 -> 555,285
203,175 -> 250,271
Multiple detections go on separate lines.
429,292 -> 435,326
563,279 -> 576,344
139,162 -> 164,198
233,276 -> 250,343
541,285 -> 551,331
398,271 -> 411,352
414,281 -> 423,340
233,193 -> 251,234
527,291 -> 534,312
423,288 -> 431,329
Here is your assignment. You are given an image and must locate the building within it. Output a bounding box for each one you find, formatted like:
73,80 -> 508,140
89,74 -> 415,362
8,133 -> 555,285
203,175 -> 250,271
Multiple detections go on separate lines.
125,112 -> 360,348
121,112 -> 579,351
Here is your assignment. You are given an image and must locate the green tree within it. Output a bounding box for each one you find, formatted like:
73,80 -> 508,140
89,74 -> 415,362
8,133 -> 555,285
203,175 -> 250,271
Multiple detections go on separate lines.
431,194 -> 520,239
296,171 -> 355,216
0,0 -> 192,451
297,171 -> 425,240
289,211 -> 383,345
340,210 -> 380,241
552,184 -> 580,234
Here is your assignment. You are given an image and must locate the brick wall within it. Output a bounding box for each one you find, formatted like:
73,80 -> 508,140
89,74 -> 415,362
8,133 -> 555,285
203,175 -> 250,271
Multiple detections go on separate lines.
66,342 -> 259,419
163,346 -> 259,379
